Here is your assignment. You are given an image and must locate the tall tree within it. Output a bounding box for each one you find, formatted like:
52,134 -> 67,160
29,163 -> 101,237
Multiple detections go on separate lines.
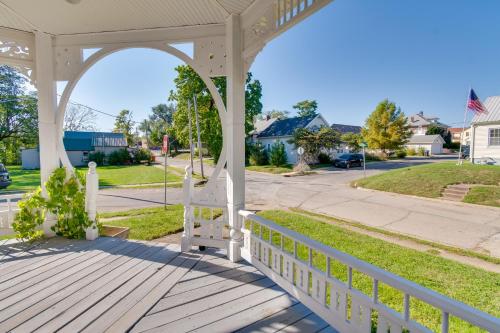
169,65 -> 263,162
261,110 -> 289,120
289,127 -> 340,163
293,100 -> 318,118
150,103 -> 175,124
362,99 -> 411,154
64,103 -> 97,131
341,132 -> 363,152
113,109 -> 135,146
426,124 -> 451,144
0,66 -> 38,164
138,118 -> 152,144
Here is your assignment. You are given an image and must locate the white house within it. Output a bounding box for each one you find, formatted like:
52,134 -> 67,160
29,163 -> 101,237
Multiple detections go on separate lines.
470,96 -> 500,165
405,134 -> 445,155
254,114 -> 329,164
407,111 -> 447,135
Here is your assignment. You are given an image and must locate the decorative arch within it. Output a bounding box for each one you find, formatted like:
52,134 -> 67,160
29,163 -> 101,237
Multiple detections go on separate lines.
56,42 -> 227,190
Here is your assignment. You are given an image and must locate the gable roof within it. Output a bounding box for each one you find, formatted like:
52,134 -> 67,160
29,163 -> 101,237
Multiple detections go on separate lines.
331,124 -> 362,134
250,118 -> 277,135
257,114 -> 318,138
407,135 -> 445,144
472,96 -> 500,124
407,112 -> 445,128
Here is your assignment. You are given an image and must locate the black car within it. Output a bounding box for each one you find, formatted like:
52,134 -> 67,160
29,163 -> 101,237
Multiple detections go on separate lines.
0,164 -> 12,189
333,153 -> 364,168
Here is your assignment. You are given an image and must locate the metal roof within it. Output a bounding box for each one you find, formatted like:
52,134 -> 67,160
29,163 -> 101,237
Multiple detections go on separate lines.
0,0 -> 254,35
63,131 -> 127,151
407,134 -> 445,144
257,114 -> 318,138
472,96 -> 500,124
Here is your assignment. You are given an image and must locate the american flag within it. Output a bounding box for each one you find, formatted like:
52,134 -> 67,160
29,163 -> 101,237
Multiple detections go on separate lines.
467,89 -> 487,114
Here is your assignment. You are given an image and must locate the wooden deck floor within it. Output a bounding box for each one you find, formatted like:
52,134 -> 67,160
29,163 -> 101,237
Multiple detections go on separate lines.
0,237 -> 334,333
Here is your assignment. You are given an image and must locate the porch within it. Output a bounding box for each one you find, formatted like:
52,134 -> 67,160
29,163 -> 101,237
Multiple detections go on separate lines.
0,237 -> 332,333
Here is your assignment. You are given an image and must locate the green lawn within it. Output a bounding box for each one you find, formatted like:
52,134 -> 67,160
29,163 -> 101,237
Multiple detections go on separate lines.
254,210 -> 499,332
1,166 -> 40,192
100,205 -> 222,240
0,165 -> 184,192
463,186 -> 500,207
353,162 -> 500,201
246,164 -> 293,174
100,205 -> 185,240
77,165 -> 182,187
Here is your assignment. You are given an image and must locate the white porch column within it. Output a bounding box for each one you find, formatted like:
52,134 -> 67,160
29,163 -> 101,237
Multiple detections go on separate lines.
35,31 -> 59,236
226,14 -> 246,262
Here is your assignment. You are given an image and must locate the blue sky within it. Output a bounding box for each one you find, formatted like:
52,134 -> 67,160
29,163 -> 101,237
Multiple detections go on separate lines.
62,0 -> 500,131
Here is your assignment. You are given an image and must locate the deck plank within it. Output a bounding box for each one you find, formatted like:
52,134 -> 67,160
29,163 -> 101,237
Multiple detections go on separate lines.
0,238 -> 123,300
0,238 -> 331,333
32,243 -> 178,333
235,303 -> 313,333
0,240 -> 145,331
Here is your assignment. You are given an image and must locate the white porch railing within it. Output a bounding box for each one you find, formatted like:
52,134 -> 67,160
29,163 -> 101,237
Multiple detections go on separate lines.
0,194 -> 23,229
239,210 -> 500,333
181,166 -> 230,252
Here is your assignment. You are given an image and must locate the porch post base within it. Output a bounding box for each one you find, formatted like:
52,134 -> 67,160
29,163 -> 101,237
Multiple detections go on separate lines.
181,236 -> 191,252
86,227 -> 99,241
228,240 -> 242,262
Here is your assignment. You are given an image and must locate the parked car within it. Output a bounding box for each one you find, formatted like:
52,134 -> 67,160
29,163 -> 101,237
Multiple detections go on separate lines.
460,145 -> 470,159
333,153 -> 364,168
0,164 -> 12,189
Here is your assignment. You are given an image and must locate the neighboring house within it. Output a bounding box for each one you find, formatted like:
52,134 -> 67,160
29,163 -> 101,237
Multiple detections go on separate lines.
407,111 -> 447,135
255,114 -> 329,163
470,96 -> 500,164
249,116 -> 277,142
330,123 -> 363,154
449,127 -> 471,145
22,131 -> 127,169
405,135 -> 445,155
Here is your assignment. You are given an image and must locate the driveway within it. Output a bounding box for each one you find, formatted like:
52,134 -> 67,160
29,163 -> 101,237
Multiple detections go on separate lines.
96,156 -> 500,257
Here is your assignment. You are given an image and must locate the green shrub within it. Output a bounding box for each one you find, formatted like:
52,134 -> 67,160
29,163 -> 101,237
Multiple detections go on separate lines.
248,143 -> 268,166
417,146 -> 426,156
12,168 -> 94,241
133,148 -> 153,164
444,142 -> 460,150
406,148 -> 417,156
395,150 -> 407,158
317,152 -> 331,164
89,151 -> 106,166
108,148 -> 131,165
269,141 -> 287,167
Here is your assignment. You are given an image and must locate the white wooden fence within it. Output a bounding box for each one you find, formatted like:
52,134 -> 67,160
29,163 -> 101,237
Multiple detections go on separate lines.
239,210 -> 500,333
0,194 -> 23,229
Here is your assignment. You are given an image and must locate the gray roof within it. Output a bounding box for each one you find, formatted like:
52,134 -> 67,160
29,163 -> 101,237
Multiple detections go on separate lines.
407,134 -> 445,144
472,96 -> 500,124
331,124 -> 362,134
257,114 -> 317,138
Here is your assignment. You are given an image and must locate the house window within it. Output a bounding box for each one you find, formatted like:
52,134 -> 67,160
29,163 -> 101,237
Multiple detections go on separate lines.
489,128 -> 500,146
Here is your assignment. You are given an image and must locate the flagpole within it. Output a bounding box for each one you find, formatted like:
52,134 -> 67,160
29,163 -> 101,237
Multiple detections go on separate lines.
457,86 -> 470,165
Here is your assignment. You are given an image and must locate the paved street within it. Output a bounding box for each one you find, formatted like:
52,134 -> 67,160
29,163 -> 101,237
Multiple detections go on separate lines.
97,157 -> 500,257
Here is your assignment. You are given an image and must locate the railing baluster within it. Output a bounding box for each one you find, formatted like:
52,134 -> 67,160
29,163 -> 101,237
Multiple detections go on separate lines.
373,278 -> 378,304
442,311 -> 449,333
404,293 -> 410,322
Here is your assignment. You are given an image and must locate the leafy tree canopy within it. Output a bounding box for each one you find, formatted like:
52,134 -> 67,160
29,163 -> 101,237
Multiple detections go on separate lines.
289,126 -> 340,163
293,99 -> 318,118
426,124 -> 451,144
341,132 -> 363,152
260,110 -> 289,120
361,99 -> 411,154
169,65 -> 263,162
113,109 -> 135,146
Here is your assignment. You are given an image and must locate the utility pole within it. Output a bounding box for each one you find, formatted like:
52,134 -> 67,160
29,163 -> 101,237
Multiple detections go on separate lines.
193,94 -> 205,179
187,99 -> 194,175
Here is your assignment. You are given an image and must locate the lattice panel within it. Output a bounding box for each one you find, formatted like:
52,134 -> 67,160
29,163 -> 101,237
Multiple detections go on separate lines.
0,29 -> 35,82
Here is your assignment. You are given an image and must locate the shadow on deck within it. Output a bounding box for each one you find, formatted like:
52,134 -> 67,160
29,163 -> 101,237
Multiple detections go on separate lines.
0,237 -> 335,333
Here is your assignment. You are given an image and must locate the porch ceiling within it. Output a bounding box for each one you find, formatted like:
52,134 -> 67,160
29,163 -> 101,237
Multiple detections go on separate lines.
0,0 -> 255,35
